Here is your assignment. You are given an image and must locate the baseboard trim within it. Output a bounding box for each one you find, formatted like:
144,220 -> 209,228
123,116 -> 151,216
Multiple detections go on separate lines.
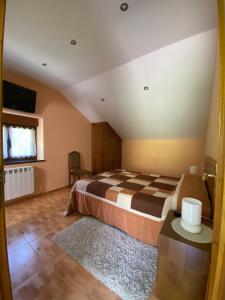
5,185 -> 71,206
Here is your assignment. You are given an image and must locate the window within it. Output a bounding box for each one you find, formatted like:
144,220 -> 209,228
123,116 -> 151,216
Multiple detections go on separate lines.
2,113 -> 39,163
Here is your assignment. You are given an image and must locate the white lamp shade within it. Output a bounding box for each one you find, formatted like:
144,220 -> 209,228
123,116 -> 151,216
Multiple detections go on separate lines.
181,197 -> 202,233
189,165 -> 198,175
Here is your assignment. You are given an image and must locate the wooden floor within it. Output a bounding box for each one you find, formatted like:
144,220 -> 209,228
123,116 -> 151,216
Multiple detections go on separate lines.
5,187 -> 159,300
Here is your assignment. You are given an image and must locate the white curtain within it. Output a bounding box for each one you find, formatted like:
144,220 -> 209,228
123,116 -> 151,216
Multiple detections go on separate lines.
9,126 -> 37,158
2,125 -> 8,159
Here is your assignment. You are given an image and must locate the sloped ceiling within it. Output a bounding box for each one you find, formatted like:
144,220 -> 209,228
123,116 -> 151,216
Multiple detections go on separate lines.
62,30 -> 217,139
3,0 -> 217,139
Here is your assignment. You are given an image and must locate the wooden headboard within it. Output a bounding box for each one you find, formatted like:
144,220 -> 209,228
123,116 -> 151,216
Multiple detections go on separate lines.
203,156 -> 217,219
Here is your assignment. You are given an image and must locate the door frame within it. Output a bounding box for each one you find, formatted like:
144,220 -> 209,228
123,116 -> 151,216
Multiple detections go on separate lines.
207,0 -> 225,299
0,0 -> 13,299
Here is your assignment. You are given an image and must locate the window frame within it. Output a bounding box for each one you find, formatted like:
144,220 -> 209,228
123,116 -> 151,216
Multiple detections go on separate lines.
3,124 -> 38,163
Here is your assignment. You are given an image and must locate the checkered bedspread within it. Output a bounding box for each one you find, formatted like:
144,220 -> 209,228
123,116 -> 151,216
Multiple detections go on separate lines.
72,169 -> 181,219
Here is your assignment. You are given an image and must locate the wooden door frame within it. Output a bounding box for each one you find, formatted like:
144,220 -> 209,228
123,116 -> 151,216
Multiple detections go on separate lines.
0,0 -> 13,299
207,0 -> 225,299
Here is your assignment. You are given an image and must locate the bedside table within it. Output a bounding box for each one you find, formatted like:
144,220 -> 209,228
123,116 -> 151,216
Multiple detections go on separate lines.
156,211 -> 212,300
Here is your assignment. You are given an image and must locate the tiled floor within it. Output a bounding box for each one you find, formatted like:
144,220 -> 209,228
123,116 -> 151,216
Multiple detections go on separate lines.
5,187 -> 159,299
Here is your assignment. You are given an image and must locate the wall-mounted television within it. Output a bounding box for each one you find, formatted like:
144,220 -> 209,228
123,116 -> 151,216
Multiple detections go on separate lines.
3,80 -> 36,113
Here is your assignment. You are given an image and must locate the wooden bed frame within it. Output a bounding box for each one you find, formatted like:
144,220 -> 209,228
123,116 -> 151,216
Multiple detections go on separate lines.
203,156 -> 217,220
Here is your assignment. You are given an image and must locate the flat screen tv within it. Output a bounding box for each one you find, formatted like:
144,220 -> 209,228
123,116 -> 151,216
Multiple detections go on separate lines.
3,80 -> 36,113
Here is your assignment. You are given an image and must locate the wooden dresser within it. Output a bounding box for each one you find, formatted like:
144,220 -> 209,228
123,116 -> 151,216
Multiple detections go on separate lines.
156,211 -> 212,300
92,122 -> 122,174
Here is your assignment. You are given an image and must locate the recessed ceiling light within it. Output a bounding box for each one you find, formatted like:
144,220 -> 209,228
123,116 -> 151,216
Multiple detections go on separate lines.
144,86 -> 149,91
101,98 -> 105,102
42,63 -> 47,67
70,39 -> 77,45
120,3 -> 128,12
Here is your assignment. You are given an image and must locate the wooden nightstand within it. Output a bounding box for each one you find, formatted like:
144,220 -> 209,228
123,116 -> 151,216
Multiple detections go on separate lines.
156,211 -> 212,300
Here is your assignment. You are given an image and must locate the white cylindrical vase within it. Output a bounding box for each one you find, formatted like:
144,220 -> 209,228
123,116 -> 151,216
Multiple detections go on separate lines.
189,165 -> 198,175
181,197 -> 202,233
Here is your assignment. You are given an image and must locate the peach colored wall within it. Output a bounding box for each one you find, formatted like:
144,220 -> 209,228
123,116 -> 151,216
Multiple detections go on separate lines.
205,56 -> 219,161
3,70 -> 92,193
122,139 -> 205,177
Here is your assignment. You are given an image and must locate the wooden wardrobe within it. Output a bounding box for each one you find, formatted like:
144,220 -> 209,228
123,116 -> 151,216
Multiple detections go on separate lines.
92,122 -> 122,174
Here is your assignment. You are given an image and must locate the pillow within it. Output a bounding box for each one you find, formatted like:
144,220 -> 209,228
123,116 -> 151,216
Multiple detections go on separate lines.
176,174 -> 211,219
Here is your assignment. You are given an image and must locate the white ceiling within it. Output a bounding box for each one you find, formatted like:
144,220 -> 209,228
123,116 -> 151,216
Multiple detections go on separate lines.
63,30 -> 217,139
4,0 -> 217,89
3,0 -> 217,139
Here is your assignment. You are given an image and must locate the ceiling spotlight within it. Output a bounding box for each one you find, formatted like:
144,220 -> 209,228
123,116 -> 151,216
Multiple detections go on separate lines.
70,39 -> 77,45
101,98 -> 105,102
144,86 -> 149,91
42,63 -> 47,67
120,3 -> 128,12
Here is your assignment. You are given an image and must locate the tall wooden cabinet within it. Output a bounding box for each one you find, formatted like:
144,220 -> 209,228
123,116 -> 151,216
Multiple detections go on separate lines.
92,122 -> 122,174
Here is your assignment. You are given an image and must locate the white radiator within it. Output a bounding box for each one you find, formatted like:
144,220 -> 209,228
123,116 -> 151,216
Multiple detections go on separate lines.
4,166 -> 34,201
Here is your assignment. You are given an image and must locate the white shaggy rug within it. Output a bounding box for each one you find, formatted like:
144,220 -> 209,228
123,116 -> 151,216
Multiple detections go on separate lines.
53,217 -> 158,300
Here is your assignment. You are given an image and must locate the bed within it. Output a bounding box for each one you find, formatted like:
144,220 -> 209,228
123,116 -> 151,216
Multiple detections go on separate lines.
66,169 -> 212,246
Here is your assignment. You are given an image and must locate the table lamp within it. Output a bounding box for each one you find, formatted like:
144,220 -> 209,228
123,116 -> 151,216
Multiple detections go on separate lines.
189,165 -> 198,175
181,197 -> 202,233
